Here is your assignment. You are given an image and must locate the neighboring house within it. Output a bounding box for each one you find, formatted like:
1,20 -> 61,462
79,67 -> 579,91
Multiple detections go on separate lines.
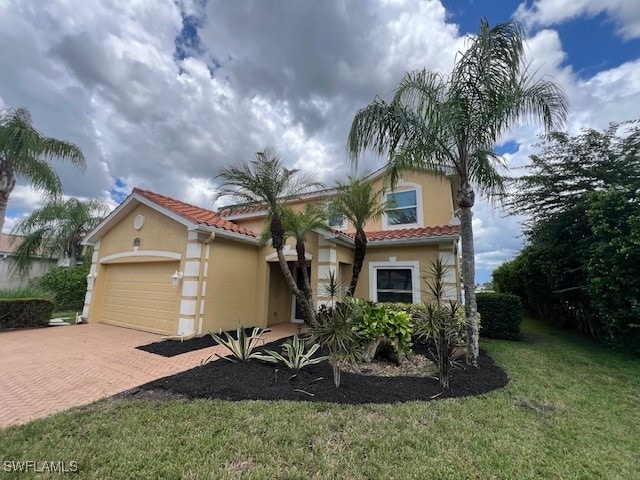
0,233 -> 58,290
81,169 -> 461,336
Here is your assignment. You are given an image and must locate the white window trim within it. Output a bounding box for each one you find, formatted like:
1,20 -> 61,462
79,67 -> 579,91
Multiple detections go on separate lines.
368,260 -> 421,304
327,213 -> 348,230
382,182 -> 424,230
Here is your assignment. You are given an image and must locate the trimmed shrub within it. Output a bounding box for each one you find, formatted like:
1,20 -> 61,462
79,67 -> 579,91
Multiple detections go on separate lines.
0,298 -> 54,330
476,292 -> 522,340
37,264 -> 89,310
350,299 -> 413,362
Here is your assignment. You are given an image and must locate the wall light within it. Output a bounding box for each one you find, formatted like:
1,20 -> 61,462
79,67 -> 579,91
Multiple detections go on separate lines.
171,271 -> 183,286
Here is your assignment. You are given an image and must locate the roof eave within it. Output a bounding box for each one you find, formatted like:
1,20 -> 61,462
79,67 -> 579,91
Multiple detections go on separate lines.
82,192 -> 197,246
194,225 -> 259,245
367,234 -> 459,247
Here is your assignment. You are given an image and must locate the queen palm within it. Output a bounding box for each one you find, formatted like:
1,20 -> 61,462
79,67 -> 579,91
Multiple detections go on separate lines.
12,198 -> 108,274
216,148 -> 322,322
348,19 -> 568,366
329,176 -> 387,296
0,108 -> 86,232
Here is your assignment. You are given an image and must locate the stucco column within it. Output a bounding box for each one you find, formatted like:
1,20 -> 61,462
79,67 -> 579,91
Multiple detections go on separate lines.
177,230 -> 208,336
316,236 -> 338,308
81,240 -> 100,322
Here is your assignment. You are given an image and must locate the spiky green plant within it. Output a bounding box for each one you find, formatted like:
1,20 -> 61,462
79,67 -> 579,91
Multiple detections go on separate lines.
309,299 -> 361,387
209,326 -> 270,363
256,334 -> 328,370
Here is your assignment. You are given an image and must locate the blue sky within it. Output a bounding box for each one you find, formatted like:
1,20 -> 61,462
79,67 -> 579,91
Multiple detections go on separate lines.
444,0 -> 640,79
1,0 -> 639,284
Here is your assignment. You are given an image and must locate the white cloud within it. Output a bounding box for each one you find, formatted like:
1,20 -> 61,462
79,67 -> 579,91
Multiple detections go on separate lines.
1,0 -> 639,281
516,0 -> 640,40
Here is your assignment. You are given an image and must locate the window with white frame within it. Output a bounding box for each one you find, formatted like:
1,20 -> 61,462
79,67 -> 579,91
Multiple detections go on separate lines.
327,212 -> 347,229
383,184 -> 422,229
369,261 -> 420,304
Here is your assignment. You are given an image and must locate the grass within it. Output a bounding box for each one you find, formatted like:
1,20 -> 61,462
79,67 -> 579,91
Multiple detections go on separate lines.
1,318 -> 638,479
50,311 -> 79,320
0,287 -> 52,300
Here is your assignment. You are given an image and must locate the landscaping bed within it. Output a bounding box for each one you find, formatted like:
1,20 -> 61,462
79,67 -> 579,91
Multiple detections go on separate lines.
121,340 -> 508,404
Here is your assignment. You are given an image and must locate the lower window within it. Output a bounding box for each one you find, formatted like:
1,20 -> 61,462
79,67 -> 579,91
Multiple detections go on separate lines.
376,268 -> 413,303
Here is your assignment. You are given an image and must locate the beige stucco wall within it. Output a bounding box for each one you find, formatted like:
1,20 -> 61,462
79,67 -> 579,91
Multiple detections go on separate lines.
87,205 -> 187,329
360,170 -> 455,232
353,244 -> 441,301
203,237 -> 261,332
230,170 -> 455,237
98,204 -> 188,258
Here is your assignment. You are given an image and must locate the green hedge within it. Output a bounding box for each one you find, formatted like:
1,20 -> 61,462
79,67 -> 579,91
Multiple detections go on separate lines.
476,292 -> 522,340
37,264 -> 89,310
0,298 -> 55,330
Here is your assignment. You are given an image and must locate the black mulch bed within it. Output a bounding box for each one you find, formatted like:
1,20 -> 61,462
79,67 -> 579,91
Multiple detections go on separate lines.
136,328 -> 255,357
123,339 -> 509,404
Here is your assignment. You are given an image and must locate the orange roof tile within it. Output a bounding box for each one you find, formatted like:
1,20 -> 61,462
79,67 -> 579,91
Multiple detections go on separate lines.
357,225 -> 460,242
133,188 -> 257,237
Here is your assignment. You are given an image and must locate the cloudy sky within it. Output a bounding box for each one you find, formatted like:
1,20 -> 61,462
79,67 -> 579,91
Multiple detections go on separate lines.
1,0 -> 639,283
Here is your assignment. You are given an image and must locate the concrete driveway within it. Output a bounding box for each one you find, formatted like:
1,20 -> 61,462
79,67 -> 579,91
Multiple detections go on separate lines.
0,322 -> 297,428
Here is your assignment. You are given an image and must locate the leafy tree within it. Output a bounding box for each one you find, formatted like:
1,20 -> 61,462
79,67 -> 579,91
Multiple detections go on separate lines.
0,108 -> 86,232
348,19 -> 568,366
502,122 -> 640,351
329,176 -> 387,296
12,198 -> 108,274
216,148 -> 322,323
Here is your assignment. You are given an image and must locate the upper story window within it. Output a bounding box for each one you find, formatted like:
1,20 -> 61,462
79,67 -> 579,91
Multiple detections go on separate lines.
383,183 -> 423,229
327,212 -> 347,229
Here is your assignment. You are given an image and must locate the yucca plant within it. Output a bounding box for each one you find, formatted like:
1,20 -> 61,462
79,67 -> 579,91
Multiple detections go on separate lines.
256,334 -> 328,370
308,299 -> 361,387
417,259 -> 467,388
209,326 -> 270,362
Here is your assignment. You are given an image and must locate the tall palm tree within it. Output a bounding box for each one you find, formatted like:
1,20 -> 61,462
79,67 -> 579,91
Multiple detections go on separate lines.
329,176 -> 387,296
12,198 -> 108,274
0,108 -> 86,232
281,204 -> 328,322
347,19 -> 568,366
216,148 -> 322,322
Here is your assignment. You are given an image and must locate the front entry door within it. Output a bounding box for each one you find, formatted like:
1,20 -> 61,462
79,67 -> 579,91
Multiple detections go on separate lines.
291,266 -> 311,323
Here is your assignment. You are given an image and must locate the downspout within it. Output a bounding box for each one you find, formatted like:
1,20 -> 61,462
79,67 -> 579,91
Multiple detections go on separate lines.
164,231 -> 216,341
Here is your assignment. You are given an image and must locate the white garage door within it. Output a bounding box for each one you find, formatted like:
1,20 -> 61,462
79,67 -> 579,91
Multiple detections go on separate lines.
100,262 -> 179,335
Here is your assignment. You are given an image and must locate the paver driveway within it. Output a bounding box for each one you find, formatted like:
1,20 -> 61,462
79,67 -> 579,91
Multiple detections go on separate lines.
0,322 -> 297,428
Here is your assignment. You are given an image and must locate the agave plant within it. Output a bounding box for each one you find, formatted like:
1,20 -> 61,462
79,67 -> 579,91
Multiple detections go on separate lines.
209,325 -> 270,362
256,334 -> 328,370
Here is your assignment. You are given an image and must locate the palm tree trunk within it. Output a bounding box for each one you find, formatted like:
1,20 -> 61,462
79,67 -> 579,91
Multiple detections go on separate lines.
0,167 -> 16,233
296,240 -> 316,324
459,205 -> 479,367
347,229 -> 367,296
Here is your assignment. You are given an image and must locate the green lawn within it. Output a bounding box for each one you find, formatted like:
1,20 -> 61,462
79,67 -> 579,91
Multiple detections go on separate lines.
1,318 -> 638,479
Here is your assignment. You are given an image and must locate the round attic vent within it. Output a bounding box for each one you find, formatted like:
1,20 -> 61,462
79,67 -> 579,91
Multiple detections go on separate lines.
134,214 -> 145,230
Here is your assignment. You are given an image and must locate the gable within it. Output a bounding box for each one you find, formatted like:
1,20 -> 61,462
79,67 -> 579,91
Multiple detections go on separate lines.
98,203 -> 188,259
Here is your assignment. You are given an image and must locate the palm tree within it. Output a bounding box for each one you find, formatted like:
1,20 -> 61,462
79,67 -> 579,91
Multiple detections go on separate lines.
329,176 -> 387,296
216,148 -> 322,323
12,198 -> 108,274
281,204 -> 328,322
0,108 -> 86,232
347,19 -> 568,366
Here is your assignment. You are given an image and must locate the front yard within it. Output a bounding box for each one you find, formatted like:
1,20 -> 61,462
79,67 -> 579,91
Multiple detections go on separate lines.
1,318 -> 638,479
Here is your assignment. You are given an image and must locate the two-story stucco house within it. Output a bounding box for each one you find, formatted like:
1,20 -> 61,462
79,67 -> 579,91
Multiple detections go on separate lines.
81,169 -> 461,337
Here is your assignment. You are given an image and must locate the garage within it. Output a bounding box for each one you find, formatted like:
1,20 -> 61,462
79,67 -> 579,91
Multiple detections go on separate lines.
100,261 -> 179,335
